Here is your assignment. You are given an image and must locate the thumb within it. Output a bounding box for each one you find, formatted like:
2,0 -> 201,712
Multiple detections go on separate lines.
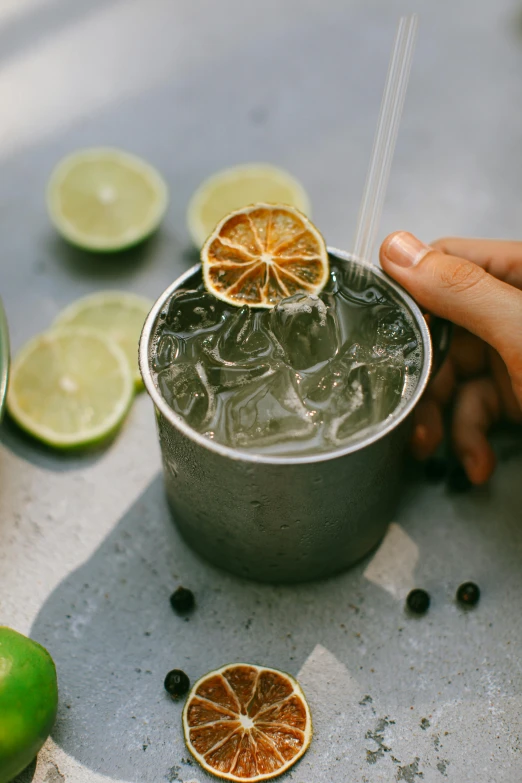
380,231 -> 522,377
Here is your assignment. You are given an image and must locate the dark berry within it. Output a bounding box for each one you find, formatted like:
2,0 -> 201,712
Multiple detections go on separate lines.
164,669 -> 190,699
170,586 -> 195,614
406,589 -> 430,614
456,582 -> 480,607
425,457 -> 448,483
447,465 -> 472,493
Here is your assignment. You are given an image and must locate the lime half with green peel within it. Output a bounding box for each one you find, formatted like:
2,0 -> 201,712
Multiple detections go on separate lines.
54,291 -> 152,389
7,328 -> 134,449
47,148 -> 168,252
187,163 -> 311,248
0,627 -> 58,783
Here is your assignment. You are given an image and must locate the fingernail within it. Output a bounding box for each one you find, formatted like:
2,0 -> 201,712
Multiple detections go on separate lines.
383,232 -> 432,268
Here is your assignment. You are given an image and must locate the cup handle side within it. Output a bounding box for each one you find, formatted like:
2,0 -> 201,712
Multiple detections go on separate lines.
429,317 -> 452,375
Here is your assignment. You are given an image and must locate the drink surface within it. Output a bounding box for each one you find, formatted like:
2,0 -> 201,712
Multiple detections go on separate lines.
150,260 -> 423,456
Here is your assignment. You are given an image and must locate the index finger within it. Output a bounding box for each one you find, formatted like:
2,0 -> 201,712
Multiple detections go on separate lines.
431,237 -> 522,289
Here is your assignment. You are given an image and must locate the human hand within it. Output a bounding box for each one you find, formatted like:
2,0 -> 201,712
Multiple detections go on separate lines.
379,232 -> 522,485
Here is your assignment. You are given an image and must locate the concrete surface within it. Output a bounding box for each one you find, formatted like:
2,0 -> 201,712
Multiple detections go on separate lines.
1,1 -> 521,781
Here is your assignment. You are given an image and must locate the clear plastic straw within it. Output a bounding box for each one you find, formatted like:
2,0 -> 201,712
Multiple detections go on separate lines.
352,14 -> 419,263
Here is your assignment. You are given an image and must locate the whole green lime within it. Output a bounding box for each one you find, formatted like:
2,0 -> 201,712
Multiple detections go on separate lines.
0,627 -> 58,783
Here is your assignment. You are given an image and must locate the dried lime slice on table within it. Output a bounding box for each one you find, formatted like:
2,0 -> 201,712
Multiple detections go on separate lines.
183,663 -> 312,781
187,164 -> 311,248
47,148 -> 168,252
54,291 -> 152,389
7,329 -> 134,449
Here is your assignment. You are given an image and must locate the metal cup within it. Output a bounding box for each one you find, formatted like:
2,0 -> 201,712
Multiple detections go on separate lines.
140,249 -> 442,583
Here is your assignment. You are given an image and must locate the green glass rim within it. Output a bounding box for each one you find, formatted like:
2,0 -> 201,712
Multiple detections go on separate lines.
0,298 -> 9,421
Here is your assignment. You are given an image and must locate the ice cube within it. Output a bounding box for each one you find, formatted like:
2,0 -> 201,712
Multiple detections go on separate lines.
157,361 -> 215,429
305,340 -> 405,445
270,293 -> 339,371
213,306 -> 281,365
153,334 -> 181,371
192,305 -> 281,392
355,304 -> 418,361
375,307 -> 417,353
338,264 -> 388,306
165,289 -> 227,334
366,360 -> 405,423
204,353 -> 277,393
304,341 -> 369,408
324,365 -> 373,444
223,366 -> 316,448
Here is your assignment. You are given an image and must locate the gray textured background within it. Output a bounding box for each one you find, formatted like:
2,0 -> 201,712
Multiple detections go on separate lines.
1,1 -> 522,781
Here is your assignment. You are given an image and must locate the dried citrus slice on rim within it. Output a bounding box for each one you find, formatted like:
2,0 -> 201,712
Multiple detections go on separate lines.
183,663 -> 312,781
201,204 -> 329,308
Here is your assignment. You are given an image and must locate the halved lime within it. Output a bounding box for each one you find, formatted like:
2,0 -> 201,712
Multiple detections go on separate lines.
47,148 -> 168,252
0,627 -> 58,783
7,328 -> 134,449
54,291 -> 152,389
187,163 -> 311,248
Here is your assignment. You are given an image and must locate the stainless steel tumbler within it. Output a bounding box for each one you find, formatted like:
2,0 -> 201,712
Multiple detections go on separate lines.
140,249 -> 439,583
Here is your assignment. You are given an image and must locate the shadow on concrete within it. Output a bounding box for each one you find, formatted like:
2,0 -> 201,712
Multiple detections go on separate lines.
12,757 -> 37,783
47,231 -> 170,284
27,447 -> 522,782
0,415 -> 119,474
29,473 -> 377,782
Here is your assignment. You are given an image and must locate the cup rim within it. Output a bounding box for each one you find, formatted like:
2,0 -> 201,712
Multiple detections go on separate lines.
139,247 -> 433,465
